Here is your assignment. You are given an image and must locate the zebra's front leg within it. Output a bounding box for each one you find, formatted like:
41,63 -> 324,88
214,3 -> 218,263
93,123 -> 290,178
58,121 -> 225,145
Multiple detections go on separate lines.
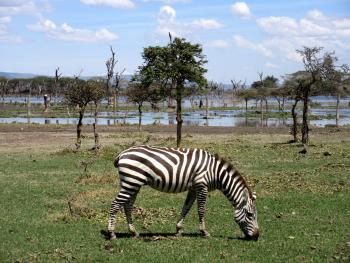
124,191 -> 139,238
175,189 -> 196,237
196,185 -> 210,237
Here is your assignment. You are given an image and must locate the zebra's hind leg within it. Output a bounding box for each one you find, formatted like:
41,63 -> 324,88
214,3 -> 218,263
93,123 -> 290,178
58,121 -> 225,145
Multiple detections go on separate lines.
108,190 -> 135,240
175,189 -> 196,237
124,191 -> 139,238
195,185 -> 210,238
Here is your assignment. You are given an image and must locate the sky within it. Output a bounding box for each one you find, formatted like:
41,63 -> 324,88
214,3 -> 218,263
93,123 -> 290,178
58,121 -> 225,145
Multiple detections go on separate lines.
0,0 -> 349,84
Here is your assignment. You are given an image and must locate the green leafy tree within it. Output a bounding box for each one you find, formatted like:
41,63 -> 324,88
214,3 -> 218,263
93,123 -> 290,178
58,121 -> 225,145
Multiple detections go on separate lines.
0,77 -> 8,100
138,35 -> 207,146
282,72 -> 305,142
296,46 -> 339,151
320,54 -> 349,126
236,88 -> 257,114
64,79 -> 104,149
126,74 -> 164,131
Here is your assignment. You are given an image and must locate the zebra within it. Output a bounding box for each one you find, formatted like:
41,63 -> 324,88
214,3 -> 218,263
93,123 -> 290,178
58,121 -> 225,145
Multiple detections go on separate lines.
107,145 -> 259,240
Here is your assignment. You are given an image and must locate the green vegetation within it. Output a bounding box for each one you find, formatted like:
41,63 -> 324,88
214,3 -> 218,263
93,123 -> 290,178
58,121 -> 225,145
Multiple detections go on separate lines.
1,130 -> 349,262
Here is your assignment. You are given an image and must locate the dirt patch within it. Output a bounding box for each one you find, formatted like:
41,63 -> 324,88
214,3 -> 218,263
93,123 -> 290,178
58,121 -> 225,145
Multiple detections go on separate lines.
1,124 -> 349,153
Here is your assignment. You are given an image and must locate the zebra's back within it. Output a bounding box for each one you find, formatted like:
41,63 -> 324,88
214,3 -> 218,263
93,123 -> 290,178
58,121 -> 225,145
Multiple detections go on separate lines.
115,145 -> 209,193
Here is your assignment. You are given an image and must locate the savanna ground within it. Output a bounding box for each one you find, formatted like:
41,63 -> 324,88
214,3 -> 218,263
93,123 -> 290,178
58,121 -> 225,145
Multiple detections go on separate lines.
0,124 -> 350,262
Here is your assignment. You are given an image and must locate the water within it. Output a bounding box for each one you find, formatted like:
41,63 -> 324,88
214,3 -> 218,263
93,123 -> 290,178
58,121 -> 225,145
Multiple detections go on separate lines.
1,109 -> 349,127
1,96 -> 349,127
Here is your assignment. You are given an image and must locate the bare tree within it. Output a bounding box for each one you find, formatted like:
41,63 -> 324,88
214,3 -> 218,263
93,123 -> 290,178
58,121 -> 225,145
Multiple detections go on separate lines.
106,46 -> 117,107
54,67 -> 62,104
231,79 -> 243,106
113,67 -> 125,122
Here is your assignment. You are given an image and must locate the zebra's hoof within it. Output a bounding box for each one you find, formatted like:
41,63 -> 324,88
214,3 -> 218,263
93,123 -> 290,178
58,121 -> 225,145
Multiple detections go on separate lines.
175,231 -> 183,237
200,230 -> 211,238
131,231 -> 140,238
110,232 -> 117,240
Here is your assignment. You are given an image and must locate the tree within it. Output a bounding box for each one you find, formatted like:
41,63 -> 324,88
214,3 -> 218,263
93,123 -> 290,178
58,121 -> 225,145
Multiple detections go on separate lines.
231,79 -> 246,106
263,75 -> 278,109
138,35 -> 207,147
0,77 -> 9,101
126,74 -> 164,131
64,79 -> 104,150
202,81 -> 219,121
296,46 -> 337,151
321,55 -> 350,126
282,72 -> 305,142
113,67 -> 125,122
251,72 -> 269,123
106,46 -> 117,107
53,67 -> 62,106
236,88 -> 257,113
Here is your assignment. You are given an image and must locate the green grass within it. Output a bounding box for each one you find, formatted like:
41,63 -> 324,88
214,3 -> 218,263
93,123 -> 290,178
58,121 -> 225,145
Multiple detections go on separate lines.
0,131 -> 350,262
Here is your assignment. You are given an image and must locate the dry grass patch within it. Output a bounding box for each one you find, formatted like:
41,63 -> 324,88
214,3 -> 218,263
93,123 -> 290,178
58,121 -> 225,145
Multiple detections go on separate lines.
77,172 -> 116,185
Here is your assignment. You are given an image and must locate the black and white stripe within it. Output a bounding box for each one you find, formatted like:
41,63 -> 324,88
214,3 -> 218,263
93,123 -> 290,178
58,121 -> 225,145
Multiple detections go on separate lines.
108,145 -> 259,240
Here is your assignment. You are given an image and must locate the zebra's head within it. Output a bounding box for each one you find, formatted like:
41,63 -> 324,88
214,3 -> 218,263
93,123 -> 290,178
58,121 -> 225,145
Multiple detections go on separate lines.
234,189 -> 259,241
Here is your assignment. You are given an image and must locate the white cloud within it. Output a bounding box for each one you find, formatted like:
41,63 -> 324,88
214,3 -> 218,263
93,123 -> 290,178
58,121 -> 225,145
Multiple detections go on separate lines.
0,0 -> 51,43
156,5 -> 224,37
230,2 -> 252,19
257,16 -> 298,35
307,9 -> 328,21
237,9 -> 350,62
0,0 -> 48,16
265,62 -> 277,68
143,0 -> 191,3
0,15 -> 21,43
206,39 -> 230,48
80,0 -> 135,9
233,35 -> 273,57
27,19 -> 118,43
0,16 -> 11,23
158,5 -> 176,22
192,19 -> 224,29
0,22 -> 22,43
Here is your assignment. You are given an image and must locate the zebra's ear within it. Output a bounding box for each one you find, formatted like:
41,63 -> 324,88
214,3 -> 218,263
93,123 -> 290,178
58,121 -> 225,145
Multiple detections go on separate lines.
252,192 -> 257,201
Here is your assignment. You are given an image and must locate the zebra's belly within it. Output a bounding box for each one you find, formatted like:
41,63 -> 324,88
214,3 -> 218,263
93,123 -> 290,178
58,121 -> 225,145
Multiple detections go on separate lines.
147,177 -> 193,193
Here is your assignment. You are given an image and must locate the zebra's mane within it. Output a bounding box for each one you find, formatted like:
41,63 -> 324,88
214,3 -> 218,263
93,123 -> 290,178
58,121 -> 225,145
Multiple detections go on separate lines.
214,153 -> 253,198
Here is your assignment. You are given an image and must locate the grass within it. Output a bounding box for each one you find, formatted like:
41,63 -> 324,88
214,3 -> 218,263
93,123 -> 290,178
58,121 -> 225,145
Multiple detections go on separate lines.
0,130 -> 350,262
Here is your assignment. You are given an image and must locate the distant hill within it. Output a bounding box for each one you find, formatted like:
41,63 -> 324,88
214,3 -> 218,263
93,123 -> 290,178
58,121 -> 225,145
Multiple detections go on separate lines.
0,72 -> 37,79
0,71 -> 133,82
0,72 -> 232,89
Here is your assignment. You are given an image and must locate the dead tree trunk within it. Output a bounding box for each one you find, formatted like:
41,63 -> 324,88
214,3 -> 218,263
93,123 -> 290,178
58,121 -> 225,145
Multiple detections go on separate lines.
291,99 -> 299,143
76,108 -> 85,150
54,67 -> 61,106
205,95 -> 209,119
336,93 -> 340,127
27,94 -> 31,118
44,94 -> 49,113
113,90 -> 117,125
301,90 -> 310,151
260,99 -> 264,126
93,102 -> 100,150
138,104 -> 142,132
176,86 -> 183,148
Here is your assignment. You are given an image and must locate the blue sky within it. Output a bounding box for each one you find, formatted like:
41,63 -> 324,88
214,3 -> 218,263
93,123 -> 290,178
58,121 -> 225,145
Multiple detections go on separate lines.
0,0 -> 349,84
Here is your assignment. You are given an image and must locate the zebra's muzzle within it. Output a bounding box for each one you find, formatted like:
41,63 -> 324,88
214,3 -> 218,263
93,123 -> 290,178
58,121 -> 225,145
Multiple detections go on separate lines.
245,229 -> 259,241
